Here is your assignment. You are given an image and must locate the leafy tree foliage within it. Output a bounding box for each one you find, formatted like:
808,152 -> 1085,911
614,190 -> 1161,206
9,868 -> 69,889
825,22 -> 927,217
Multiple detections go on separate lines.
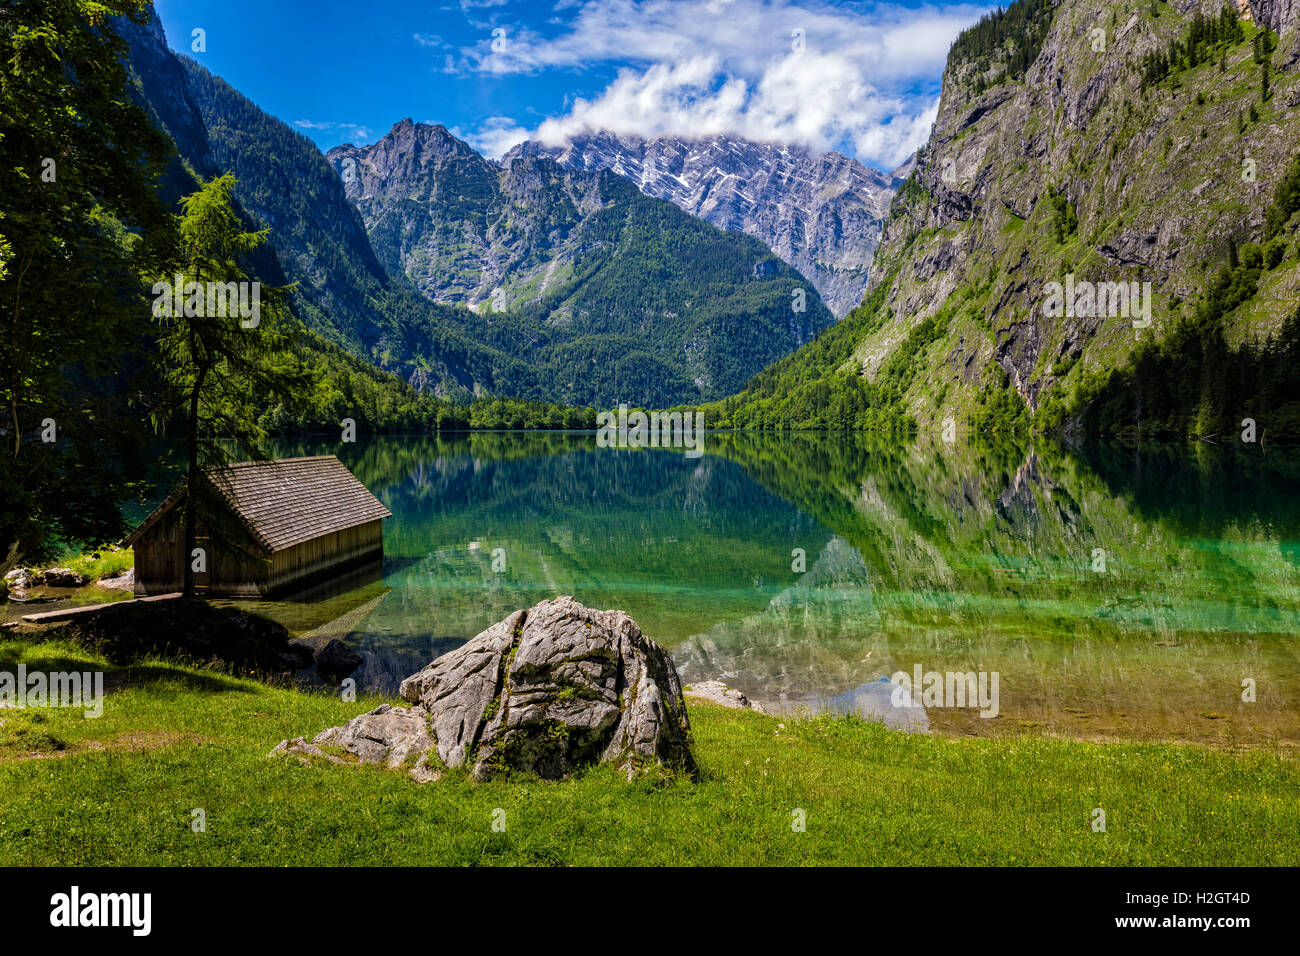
1044,185 -> 1079,243
0,0 -> 172,574
1265,151 -> 1300,241
150,172 -> 310,594
465,399 -> 596,430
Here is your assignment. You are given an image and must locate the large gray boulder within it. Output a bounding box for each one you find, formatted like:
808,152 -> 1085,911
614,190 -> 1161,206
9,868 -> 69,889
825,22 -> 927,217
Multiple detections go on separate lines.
275,597 -> 695,781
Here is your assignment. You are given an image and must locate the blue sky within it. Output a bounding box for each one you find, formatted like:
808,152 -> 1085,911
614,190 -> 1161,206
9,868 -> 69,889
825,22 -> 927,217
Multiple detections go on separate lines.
155,0 -> 991,170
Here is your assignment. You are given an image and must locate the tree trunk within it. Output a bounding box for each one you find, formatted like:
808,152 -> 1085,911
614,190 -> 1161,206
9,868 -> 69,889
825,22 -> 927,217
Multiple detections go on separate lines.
182,366 -> 208,598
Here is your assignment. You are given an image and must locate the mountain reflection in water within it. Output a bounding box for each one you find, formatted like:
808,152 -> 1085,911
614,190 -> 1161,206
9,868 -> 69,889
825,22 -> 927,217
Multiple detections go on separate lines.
230,431 -> 1300,747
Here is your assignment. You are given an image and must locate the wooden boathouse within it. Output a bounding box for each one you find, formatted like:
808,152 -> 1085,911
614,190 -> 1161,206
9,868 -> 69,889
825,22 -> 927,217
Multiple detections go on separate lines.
123,455 -> 391,598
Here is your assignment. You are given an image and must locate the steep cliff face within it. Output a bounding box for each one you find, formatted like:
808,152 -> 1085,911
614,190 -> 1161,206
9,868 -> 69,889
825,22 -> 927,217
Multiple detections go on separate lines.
867,0 -> 1300,426
114,9 -> 212,198
506,132 -> 902,317
180,62 -> 395,348
1250,0 -> 1300,64
327,121 -> 500,306
330,121 -> 624,312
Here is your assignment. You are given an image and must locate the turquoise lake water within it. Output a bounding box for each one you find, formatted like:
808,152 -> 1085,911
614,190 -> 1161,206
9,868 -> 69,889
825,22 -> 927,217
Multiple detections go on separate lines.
218,431 -> 1300,744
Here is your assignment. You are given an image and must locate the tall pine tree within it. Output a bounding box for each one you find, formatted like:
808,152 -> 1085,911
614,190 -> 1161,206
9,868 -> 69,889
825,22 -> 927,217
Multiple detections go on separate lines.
150,172 -> 307,596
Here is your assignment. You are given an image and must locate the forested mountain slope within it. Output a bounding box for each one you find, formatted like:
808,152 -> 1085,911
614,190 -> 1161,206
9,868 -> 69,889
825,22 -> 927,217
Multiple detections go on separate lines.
123,6 -> 835,409
116,9 -> 533,406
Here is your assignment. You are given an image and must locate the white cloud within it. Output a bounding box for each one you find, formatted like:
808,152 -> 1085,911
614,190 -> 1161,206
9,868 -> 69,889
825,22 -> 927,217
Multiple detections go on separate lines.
294,120 -> 374,144
521,49 -> 934,168
455,115 -> 532,158
457,0 -> 981,81
439,0 -> 987,168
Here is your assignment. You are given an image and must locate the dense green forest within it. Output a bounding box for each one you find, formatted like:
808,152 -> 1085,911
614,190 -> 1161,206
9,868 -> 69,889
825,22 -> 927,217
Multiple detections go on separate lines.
1139,4 -> 1251,88
251,340 -> 599,435
2,0 -> 175,568
698,269 -> 916,430
946,0 -> 1056,87
484,169 -> 831,407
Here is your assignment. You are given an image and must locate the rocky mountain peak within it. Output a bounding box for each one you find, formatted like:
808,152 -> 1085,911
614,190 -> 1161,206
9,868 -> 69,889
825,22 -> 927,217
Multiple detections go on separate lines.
504,131 -> 899,316
321,120 -> 834,406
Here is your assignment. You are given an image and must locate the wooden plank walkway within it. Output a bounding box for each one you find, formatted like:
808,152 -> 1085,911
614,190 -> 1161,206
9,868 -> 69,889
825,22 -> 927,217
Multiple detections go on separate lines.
21,592 -> 182,624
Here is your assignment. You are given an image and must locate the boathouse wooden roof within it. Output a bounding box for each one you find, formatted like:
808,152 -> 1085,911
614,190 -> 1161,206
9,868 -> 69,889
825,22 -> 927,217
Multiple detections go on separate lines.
122,455 -> 391,556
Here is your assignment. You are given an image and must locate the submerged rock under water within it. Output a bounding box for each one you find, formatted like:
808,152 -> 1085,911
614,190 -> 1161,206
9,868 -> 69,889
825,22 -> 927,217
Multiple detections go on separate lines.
823,678 -> 930,732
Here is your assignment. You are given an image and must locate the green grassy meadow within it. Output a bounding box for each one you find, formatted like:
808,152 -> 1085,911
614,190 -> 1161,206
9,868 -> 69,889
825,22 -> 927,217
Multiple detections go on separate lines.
1,635 -> 1295,866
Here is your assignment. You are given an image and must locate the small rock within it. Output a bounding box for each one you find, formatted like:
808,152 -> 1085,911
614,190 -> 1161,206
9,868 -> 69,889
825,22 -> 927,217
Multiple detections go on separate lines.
684,680 -> 765,713
314,639 -> 364,681
313,703 -> 436,767
288,634 -> 364,681
4,568 -> 34,590
272,737 -> 342,764
278,644 -> 315,670
39,568 -> 88,588
98,568 -> 135,591
407,756 -> 442,784
274,705 -> 441,783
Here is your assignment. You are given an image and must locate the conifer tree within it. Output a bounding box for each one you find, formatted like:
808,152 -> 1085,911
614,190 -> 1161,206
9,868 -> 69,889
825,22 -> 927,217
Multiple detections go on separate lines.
151,173 -> 307,595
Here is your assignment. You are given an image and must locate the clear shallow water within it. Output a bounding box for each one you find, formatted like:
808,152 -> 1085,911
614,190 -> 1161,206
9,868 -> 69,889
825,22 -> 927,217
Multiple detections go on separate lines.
226,431 -> 1300,747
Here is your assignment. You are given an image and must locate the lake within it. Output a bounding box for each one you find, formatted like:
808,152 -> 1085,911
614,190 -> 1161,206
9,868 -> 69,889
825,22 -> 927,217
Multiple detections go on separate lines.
212,430 -> 1300,748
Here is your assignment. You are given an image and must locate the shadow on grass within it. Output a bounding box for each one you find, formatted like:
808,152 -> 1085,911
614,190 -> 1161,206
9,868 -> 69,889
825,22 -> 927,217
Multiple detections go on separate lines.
0,647 -> 263,696
0,648 -> 101,675
114,662 -> 260,695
